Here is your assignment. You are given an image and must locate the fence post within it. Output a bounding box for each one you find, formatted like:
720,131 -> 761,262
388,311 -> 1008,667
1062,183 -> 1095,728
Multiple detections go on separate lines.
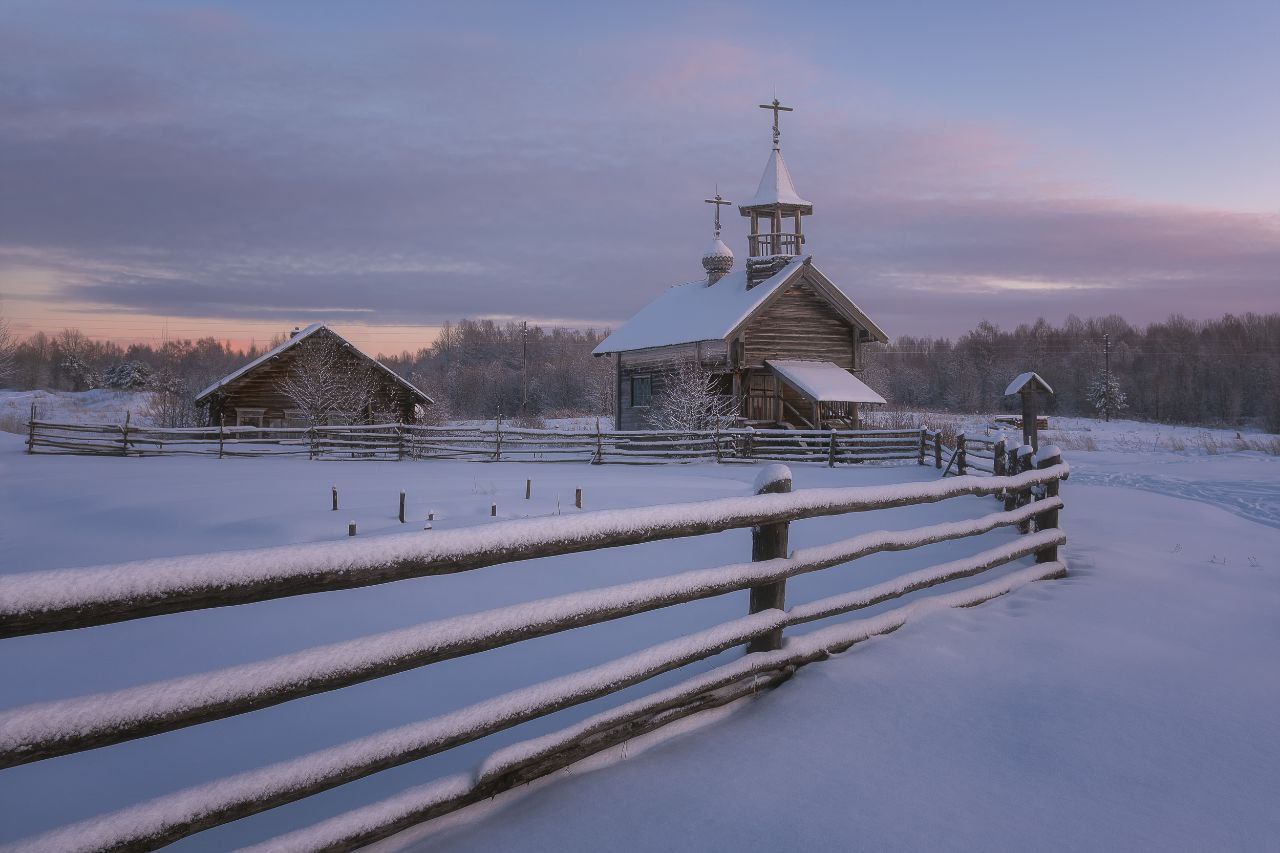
399,491 -> 406,523
120,411 -> 131,457
1017,445 -> 1035,532
955,432 -> 966,475
827,428 -> 837,467
715,424 -> 723,464
746,465 -> 791,654
593,417 -> 603,465
1034,447 -> 1063,562
918,427 -> 926,465
218,415 -> 226,460
1004,445 -> 1019,512
934,431 -> 942,469
992,437 -> 1006,501
396,422 -> 405,462
26,402 -> 36,454
745,425 -> 755,460
493,417 -> 503,462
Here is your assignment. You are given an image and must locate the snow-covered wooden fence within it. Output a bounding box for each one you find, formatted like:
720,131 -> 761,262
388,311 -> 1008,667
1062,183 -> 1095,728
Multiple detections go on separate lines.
0,451 -> 1068,852
25,418 -> 943,466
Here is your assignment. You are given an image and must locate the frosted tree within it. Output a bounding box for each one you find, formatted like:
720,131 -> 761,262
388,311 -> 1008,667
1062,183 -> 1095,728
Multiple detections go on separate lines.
1086,371 -> 1127,421
276,335 -> 377,426
647,359 -> 738,432
104,361 -> 152,390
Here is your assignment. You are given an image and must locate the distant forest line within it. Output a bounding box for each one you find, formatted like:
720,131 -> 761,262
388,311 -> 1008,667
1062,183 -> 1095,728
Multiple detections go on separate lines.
2,313 -> 1277,431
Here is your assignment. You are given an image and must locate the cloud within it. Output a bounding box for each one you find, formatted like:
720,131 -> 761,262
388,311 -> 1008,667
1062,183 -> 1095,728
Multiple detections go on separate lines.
0,2 -> 1276,345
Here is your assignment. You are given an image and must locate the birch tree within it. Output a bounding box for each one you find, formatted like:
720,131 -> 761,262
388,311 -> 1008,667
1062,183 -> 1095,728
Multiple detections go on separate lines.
276,335 -> 377,426
647,359 -> 738,432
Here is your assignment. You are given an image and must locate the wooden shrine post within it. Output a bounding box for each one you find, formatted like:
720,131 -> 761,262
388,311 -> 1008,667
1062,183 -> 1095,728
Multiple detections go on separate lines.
1004,372 -> 1054,452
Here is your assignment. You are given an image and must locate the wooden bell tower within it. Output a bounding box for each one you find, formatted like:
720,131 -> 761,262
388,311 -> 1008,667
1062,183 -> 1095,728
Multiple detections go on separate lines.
739,98 -> 813,283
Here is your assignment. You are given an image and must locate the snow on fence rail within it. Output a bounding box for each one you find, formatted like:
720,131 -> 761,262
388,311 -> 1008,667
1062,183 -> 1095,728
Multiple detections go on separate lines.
0,451 -> 1069,852
24,417 -> 944,467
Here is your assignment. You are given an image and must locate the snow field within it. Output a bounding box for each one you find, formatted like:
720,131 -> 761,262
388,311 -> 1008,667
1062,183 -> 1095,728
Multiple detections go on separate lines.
0,432 -> 1044,850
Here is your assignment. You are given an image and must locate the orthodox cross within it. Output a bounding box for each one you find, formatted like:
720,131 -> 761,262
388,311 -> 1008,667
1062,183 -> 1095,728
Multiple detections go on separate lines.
704,189 -> 732,237
759,97 -> 793,147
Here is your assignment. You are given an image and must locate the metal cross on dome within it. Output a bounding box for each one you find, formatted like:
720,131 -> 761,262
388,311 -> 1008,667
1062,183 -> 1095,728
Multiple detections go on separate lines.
759,97 -> 793,147
703,189 -> 732,237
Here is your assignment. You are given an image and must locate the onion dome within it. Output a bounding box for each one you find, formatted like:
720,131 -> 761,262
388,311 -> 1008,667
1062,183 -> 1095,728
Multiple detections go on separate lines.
702,237 -> 734,280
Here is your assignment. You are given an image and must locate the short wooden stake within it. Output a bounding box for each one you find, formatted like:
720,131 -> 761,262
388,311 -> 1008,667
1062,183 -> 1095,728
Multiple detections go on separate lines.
348,521 -> 357,537
747,467 -> 791,654
399,491 -> 406,523
956,432 -> 967,476
525,479 -> 532,500
574,488 -> 582,509
934,433 -> 943,469
332,486 -> 338,511
491,503 -> 497,517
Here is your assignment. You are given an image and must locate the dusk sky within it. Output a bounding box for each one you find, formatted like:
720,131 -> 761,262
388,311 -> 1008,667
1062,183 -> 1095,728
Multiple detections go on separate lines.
2,0 -> 1278,353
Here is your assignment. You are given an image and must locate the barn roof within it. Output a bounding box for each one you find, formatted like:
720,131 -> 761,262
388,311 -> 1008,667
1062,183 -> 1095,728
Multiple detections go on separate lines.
592,256 -> 887,355
767,359 -> 887,404
195,324 -> 433,404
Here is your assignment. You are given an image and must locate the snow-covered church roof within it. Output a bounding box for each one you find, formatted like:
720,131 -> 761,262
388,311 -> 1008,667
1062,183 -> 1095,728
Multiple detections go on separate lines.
593,256 -> 887,354
744,146 -> 811,210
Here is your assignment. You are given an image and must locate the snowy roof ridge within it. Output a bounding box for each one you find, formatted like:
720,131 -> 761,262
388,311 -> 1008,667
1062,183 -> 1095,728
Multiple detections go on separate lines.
195,324 -> 432,404
195,324 -> 325,400
592,256 -> 888,355
744,146 -> 811,209
592,257 -> 807,354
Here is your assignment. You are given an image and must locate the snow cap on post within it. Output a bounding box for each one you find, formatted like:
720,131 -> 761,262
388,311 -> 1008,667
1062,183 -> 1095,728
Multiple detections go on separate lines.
753,463 -> 792,495
1004,372 -> 1054,396
1032,444 -> 1064,467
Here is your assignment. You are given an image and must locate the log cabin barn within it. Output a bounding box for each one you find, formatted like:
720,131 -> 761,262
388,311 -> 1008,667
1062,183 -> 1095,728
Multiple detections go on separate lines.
593,99 -> 889,431
195,323 -> 433,427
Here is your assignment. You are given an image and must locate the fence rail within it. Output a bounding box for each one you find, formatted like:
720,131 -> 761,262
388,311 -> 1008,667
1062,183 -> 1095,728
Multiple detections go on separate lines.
0,448 -> 1069,852
24,417 -> 941,467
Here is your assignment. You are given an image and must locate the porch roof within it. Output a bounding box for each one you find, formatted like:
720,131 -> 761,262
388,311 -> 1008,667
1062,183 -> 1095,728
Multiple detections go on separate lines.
767,359 -> 887,405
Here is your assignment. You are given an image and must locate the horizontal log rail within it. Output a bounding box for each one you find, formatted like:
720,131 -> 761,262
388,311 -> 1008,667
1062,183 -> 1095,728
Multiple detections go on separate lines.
0,498 -> 1062,767
23,419 -> 935,466
3,450 -> 1068,852
0,463 -> 1069,638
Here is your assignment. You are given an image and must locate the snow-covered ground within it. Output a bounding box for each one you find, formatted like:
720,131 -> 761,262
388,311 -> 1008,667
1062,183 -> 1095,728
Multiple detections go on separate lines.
0,389 -> 154,433
0,418 -> 1276,851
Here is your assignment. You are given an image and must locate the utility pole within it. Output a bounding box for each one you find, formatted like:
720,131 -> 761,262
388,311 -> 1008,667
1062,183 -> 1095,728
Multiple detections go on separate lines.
520,321 -> 529,416
1103,333 -> 1112,422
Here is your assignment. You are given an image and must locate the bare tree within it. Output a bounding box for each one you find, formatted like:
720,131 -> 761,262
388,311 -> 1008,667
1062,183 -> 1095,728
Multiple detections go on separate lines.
0,315 -> 16,386
276,335 -> 378,426
647,359 -> 738,432
144,370 -> 200,427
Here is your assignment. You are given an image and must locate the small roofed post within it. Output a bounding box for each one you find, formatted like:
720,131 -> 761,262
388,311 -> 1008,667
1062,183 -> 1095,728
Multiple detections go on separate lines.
1003,372 -> 1054,451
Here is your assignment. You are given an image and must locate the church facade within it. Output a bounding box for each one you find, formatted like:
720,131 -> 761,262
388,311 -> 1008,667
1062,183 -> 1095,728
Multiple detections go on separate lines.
593,100 -> 889,431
